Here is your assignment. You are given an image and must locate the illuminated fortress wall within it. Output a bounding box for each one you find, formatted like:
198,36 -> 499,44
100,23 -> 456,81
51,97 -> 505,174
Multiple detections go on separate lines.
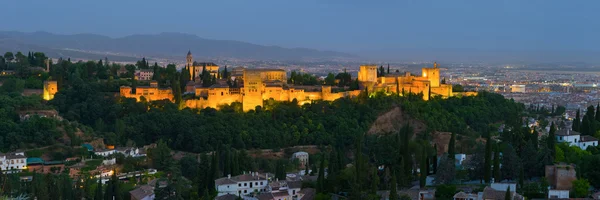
118,57 -> 458,111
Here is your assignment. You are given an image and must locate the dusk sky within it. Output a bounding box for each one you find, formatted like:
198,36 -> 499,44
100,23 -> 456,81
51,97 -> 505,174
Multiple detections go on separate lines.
3,0 -> 599,55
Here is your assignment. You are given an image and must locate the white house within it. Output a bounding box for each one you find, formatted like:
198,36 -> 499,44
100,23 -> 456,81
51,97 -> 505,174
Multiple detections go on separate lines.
548,189 -> 569,199
555,129 -> 598,149
115,147 -> 144,157
291,151 -> 309,167
102,158 -> 117,166
94,149 -> 116,157
134,69 -> 154,81
0,152 -> 27,173
455,154 -> 466,167
215,172 -> 269,197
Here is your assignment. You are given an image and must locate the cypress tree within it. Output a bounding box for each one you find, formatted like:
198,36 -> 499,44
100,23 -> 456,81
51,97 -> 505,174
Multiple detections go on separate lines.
355,134 -> 363,191
505,186 -> 511,200
209,152 -> 219,192
484,134 -> 493,183
432,144 -> 438,174
419,148 -> 427,188
328,148 -> 337,176
370,167 -> 379,194
448,132 -> 456,159
518,167 -> 524,190
532,129 -> 539,151
587,105 -> 596,122
390,168 -> 398,200
596,103 -> 600,122
581,115 -> 590,135
493,145 -> 501,182
548,122 -> 556,158
574,109 -> 581,131
104,176 -> 113,200
317,155 -> 325,193
387,64 -> 390,74
61,175 -> 74,200
94,179 -> 103,200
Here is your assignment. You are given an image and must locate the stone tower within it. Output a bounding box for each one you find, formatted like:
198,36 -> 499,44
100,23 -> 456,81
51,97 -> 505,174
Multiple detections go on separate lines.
43,80 -> 58,100
422,62 -> 440,88
186,51 -> 194,78
243,70 -> 264,112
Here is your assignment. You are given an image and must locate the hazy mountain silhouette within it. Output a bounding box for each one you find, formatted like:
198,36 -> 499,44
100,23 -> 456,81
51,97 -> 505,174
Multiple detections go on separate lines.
0,31 -> 356,61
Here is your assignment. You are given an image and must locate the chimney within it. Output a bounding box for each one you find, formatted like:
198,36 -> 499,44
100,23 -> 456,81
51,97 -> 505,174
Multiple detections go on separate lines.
228,174 -> 231,179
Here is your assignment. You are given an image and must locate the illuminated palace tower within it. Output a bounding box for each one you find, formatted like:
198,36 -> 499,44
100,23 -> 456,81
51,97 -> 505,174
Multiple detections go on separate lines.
43,80 -> 58,100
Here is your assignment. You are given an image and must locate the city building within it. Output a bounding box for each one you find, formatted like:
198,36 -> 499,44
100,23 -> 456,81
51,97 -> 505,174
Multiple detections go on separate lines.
215,172 -> 269,197
43,80 -> 58,100
0,152 -> 27,173
555,129 -> 598,149
134,69 -> 154,81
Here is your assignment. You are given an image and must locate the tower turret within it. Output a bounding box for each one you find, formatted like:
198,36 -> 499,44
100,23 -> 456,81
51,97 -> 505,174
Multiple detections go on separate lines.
186,50 -> 193,67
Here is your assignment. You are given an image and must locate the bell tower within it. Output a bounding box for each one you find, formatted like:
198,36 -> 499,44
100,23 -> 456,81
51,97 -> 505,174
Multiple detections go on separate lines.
186,50 -> 194,78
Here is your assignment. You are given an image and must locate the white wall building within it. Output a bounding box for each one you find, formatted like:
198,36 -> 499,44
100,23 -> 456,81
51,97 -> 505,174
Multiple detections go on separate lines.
94,149 -> 116,157
548,189 -> 569,199
0,152 -> 27,173
555,129 -> 598,149
215,172 -> 269,197
135,69 -> 154,81
291,151 -> 309,167
115,147 -> 144,157
455,154 -> 466,167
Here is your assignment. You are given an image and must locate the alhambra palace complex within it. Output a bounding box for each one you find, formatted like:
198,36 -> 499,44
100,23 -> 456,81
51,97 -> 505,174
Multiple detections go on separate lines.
118,52 -> 468,112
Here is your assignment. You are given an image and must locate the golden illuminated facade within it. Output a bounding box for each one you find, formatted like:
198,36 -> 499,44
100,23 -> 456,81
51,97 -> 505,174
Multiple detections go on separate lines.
120,81 -> 174,102
117,52 -> 461,112
43,81 -> 57,100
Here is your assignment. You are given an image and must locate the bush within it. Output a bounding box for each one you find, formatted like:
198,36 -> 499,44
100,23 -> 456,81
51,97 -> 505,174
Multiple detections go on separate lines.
435,184 -> 457,199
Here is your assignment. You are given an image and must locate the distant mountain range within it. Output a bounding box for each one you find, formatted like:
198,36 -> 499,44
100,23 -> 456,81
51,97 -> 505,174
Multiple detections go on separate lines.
0,31 -> 356,62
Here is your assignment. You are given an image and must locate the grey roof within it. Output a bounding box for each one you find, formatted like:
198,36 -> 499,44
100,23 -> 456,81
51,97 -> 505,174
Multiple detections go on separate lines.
129,185 -> 154,200
215,194 -> 238,200
582,135 -> 598,142
288,181 -> 302,189
555,129 -> 580,136
299,188 -> 316,200
215,174 -> 266,185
